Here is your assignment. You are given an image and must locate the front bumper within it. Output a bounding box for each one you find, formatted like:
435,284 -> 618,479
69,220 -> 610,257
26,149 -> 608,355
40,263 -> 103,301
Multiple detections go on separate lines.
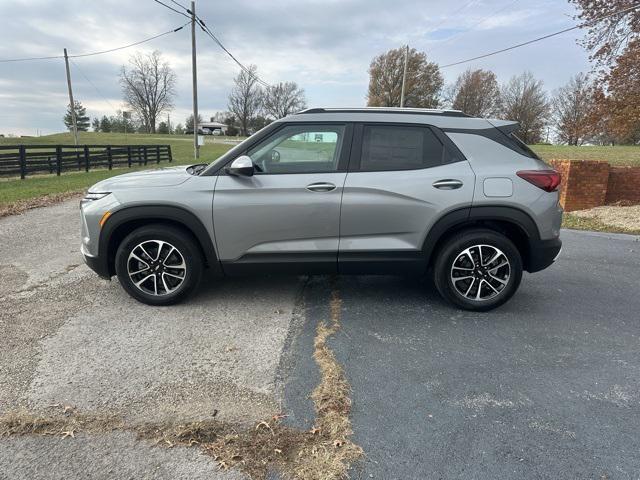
81,244 -> 111,279
527,237 -> 562,273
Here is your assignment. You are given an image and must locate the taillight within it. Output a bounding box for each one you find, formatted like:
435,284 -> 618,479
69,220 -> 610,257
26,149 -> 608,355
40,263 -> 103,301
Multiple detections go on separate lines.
516,170 -> 561,192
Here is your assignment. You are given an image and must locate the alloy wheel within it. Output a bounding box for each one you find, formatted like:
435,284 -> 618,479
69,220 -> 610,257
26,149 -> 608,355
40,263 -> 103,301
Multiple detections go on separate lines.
127,240 -> 187,296
450,244 -> 511,301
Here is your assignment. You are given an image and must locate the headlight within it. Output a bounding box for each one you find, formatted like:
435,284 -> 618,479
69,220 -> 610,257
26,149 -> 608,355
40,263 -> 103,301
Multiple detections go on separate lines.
81,192 -> 111,204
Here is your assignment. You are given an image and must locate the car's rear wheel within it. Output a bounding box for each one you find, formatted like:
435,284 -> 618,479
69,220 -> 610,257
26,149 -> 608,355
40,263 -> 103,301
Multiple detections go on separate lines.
115,225 -> 203,306
434,229 -> 522,311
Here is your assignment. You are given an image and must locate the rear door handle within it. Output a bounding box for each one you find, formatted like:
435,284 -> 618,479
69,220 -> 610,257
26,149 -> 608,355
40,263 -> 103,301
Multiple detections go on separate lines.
432,179 -> 463,190
306,182 -> 336,192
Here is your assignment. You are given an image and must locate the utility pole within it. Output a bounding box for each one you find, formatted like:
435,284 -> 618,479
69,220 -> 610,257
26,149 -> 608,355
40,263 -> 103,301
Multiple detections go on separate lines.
190,1 -> 200,159
400,45 -> 409,108
63,48 -> 79,145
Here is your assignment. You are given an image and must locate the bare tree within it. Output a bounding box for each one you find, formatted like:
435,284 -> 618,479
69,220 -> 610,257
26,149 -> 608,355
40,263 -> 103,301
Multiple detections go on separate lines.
447,69 -> 501,117
119,51 -> 176,134
552,73 -> 596,145
500,72 -> 550,144
263,82 -> 307,119
228,65 -> 263,136
367,47 -> 443,108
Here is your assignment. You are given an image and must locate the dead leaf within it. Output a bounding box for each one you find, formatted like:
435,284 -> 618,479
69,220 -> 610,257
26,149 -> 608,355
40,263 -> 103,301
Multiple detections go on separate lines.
255,421 -> 274,435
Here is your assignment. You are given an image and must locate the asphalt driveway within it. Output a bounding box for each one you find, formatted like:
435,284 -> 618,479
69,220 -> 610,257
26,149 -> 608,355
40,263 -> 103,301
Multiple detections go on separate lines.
1,198 -> 639,479
285,229 -> 640,479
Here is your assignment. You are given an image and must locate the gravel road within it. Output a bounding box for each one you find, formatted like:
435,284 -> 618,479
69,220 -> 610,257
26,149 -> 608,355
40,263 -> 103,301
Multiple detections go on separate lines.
0,199 -> 304,479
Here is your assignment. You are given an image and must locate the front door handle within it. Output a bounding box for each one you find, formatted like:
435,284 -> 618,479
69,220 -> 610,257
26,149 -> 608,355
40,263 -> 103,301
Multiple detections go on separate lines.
306,182 -> 336,192
432,179 -> 463,190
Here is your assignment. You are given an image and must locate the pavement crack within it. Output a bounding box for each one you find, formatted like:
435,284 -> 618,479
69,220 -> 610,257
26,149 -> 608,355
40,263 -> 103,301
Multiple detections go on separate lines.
0,277 -> 363,479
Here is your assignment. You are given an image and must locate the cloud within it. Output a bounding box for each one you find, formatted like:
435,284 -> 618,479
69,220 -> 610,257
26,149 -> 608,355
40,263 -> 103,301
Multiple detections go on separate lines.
0,0 -> 589,135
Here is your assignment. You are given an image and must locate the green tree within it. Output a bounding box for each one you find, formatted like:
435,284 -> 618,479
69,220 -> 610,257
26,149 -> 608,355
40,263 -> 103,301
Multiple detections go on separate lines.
185,114 -> 203,132
174,123 -> 185,135
63,100 -> 90,132
91,118 -> 100,132
157,121 -> 170,134
99,115 -> 112,133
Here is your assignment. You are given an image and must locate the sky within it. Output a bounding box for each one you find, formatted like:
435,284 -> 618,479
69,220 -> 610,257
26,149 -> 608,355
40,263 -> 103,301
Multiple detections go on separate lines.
0,0 -> 592,136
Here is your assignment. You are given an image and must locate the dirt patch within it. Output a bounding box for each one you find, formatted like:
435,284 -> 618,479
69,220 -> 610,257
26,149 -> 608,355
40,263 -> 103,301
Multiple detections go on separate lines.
0,281 -> 363,479
570,205 -> 640,233
0,191 -> 83,218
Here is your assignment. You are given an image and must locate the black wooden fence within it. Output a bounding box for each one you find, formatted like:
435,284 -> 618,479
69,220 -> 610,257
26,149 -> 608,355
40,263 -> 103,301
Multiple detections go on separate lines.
0,144 -> 172,179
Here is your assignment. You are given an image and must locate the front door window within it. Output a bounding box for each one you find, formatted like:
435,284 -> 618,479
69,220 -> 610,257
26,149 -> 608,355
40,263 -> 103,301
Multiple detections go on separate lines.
247,125 -> 345,174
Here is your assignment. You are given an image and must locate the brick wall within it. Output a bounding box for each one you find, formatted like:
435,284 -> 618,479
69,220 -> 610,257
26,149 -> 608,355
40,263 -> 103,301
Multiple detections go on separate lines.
548,159 -> 640,211
548,159 -> 571,208
605,166 -> 640,205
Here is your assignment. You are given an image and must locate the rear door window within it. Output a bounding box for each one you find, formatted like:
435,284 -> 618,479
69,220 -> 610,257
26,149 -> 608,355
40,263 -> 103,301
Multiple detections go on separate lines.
358,125 -> 446,171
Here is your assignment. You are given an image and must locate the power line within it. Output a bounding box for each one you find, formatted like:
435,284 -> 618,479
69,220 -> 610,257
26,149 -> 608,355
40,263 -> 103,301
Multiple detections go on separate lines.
149,0 -> 271,87
437,0 -> 521,47
430,0 -> 480,32
0,24 -> 188,63
431,0 -> 478,31
70,59 -> 118,112
167,0 -> 189,12
440,3 -> 640,68
71,23 -> 188,58
152,0 -> 190,19
196,17 -> 271,87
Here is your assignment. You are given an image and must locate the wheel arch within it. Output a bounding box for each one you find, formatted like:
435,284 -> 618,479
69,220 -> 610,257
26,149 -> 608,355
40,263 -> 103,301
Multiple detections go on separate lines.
100,205 -> 220,277
423,206 -> 541,272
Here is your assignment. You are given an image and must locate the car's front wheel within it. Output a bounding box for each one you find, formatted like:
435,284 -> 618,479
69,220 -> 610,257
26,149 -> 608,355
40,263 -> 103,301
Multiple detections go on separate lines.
434,229 -> 522,311
115,224 -> 203,306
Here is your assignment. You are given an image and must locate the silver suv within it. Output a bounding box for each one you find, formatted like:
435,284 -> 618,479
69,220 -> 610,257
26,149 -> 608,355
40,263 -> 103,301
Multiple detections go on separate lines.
80,108 -> 562,311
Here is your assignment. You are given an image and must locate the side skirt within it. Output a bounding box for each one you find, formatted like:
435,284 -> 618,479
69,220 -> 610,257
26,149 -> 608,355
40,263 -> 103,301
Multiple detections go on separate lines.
221,251 -> 428,276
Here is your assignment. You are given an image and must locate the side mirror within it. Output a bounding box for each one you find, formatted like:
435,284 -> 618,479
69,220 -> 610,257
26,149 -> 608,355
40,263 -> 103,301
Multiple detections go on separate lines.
226,155 -> 255,177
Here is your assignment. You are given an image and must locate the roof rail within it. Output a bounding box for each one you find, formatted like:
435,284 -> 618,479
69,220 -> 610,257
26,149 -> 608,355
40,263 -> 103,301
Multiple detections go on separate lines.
296,107 -> 470,118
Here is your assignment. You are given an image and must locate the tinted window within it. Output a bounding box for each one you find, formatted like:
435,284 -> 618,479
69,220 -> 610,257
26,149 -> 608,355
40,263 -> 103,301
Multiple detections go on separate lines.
505,132 -> 541,160
360,125 -> 445,171
247,125 -> 345,174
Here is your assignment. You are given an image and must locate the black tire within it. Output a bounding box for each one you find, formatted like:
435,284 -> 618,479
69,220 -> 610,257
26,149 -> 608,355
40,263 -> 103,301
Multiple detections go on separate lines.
433,229 -> 522,312
115,224 -> 203,306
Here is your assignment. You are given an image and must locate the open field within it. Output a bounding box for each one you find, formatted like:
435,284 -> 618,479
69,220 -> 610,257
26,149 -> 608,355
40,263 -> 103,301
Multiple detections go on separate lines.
531,144 -> 640,166
0,132 -> 235,207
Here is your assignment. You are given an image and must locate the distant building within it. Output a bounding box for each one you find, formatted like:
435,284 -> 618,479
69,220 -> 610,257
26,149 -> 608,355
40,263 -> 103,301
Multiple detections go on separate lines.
199,121 -> 227,135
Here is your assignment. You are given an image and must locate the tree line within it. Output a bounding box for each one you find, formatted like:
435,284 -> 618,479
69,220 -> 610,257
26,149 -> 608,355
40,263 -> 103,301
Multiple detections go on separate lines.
367,47 -> 635,146
66,51 -> 306,138
367,0 -> 638,145
65,0 -> 638,145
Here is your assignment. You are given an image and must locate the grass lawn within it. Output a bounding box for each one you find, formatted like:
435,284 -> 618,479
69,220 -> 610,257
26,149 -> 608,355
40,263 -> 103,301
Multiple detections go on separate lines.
531,144 -> 640,166
0,132 -> 235,206
1,132 -> 639,212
